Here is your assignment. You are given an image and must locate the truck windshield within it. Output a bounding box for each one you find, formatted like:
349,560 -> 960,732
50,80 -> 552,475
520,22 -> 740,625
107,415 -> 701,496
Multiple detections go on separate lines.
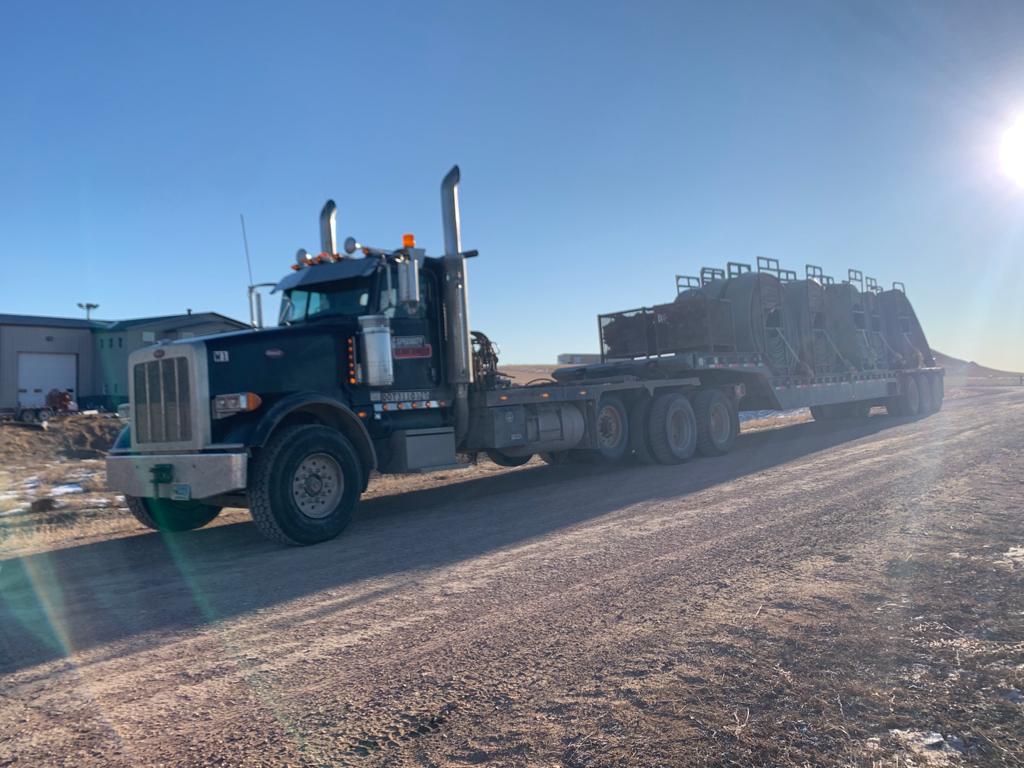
279,278 -> 373,324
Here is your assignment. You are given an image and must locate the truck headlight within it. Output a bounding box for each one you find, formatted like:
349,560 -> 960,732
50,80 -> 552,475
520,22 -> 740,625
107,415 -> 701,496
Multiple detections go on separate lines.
212,392 -> 263,419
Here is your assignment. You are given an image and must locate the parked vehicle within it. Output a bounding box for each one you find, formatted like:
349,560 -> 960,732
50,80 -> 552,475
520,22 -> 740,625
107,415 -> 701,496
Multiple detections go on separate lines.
106,167 -> 943,545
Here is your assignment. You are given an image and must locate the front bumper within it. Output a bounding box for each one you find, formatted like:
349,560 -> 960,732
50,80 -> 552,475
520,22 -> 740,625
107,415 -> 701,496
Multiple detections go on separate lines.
106,452 -> 247,501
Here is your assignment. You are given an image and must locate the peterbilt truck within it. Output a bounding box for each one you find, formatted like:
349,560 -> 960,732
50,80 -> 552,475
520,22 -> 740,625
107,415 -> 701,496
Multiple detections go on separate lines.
106,166 -> 943,545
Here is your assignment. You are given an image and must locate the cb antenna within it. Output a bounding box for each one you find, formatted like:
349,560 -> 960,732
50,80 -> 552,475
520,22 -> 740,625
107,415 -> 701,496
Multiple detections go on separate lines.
240,213 -> 255,286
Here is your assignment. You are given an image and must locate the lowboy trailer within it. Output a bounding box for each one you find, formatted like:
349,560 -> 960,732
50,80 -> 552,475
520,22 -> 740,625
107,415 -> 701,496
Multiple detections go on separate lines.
106,167 -> 943,545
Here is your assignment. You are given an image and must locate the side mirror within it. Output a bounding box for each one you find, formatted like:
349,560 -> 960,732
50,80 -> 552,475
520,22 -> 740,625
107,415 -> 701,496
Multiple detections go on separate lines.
343,236 -> 359,255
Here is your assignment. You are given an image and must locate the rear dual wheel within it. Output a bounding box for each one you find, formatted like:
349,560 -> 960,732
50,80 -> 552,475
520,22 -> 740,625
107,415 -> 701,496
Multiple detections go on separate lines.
693,389 -> 739,456
647,392 -> 698,464
887,375 -> 921,417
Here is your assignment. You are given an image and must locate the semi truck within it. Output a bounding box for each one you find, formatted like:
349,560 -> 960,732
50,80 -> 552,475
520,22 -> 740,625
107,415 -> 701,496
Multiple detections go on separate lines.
106,167 -> 943,545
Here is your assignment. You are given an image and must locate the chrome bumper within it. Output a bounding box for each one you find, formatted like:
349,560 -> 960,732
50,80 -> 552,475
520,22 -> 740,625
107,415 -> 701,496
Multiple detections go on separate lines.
106,452 -> 247,501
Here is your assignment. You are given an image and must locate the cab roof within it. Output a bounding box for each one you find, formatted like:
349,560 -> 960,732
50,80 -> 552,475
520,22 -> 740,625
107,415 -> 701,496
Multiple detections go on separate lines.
273,257 -> 381,293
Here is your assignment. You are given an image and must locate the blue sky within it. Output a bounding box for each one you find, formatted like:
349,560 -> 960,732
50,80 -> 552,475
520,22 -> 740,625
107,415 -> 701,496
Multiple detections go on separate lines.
3,1 -> 1024,368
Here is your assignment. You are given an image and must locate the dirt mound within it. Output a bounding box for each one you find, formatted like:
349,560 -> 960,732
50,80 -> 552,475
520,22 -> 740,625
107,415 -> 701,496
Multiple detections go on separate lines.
931,349 -> 1022,378
0,416 -> 123,464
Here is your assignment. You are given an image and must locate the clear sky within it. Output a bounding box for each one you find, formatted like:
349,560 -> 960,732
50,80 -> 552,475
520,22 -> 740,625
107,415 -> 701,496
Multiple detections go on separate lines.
3,1 -> 1024,369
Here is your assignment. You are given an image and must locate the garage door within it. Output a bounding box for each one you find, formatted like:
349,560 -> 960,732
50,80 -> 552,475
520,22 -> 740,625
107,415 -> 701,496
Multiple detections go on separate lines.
17,353 -> 77,408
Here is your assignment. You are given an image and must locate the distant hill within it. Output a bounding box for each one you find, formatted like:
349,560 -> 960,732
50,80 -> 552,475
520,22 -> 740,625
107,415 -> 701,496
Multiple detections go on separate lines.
931,350 -> 1022,378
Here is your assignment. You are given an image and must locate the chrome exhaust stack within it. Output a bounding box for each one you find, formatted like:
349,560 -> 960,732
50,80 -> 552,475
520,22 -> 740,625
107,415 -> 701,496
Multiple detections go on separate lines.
319,200 -> 338,256
441,165 -> 473,446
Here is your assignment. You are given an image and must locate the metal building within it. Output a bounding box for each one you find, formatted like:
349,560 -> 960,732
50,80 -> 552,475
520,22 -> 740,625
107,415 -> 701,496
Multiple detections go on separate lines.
0,312 -> 247,412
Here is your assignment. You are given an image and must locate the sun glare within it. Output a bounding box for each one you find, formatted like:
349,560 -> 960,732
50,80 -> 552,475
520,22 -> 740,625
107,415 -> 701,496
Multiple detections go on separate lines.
1000,114 -> 1024,188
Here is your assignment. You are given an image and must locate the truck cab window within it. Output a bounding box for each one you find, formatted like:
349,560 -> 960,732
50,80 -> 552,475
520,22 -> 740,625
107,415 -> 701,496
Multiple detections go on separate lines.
280,279 -> 372,324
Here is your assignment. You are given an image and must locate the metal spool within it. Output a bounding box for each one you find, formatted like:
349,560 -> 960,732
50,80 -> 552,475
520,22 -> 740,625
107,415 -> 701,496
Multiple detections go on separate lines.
784,279 -> 839,374
879,289 -> 934,369
860,290 -> 891,368
715,272 -> 799,371
824,282 -> 877,371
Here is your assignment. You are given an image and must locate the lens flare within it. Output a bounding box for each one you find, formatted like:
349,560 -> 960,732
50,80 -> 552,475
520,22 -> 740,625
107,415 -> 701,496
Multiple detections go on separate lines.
1000,114 -> 1024,188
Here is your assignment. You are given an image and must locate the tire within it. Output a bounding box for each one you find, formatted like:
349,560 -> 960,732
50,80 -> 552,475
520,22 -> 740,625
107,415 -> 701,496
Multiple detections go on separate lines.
486,449 -> 532,467
125,496 -> 221,532
37,408 -> 54,422
628,397 -> 655,464
592,394 -> 630,462
250,424 -> 363,546
931,375 -> 944,412
889,375 -> 920,417
917,374 -> 935,415
647,392 -> 697,464
693,389 -> 738,457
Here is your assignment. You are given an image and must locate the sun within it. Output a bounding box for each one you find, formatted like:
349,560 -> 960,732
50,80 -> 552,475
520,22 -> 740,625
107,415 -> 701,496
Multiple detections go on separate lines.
1000,114 -> 1024,188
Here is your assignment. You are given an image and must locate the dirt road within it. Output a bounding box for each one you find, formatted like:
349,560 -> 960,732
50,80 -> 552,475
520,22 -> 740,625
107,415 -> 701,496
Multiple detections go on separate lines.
1,387 -> 1022,766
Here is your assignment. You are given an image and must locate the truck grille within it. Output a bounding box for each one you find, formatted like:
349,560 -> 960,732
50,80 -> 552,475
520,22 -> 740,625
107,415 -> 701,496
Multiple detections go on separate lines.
133,358 -> 192,443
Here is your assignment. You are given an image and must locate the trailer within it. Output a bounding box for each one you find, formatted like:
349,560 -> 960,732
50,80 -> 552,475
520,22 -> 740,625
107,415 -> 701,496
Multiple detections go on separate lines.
106,167 -> 943,545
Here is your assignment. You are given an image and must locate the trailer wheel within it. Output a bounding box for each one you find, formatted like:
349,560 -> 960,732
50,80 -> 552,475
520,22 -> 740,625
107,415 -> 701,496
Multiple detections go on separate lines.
250,424 -> 362,546
647,392 -> 697,464
593,394 -> 630,462
917,374 -> 936,415
125,496 -> 221,532
888,375 -> 920,417
693,389 -> 738,456
486,449 -> 532,467
628,397 -> 655,464
931,375 -> 944,412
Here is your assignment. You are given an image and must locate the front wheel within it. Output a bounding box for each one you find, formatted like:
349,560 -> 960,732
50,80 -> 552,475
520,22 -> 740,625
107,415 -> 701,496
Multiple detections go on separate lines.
486,449 -> 532,467
249,424 -> 363,546
126,496 -> 222,532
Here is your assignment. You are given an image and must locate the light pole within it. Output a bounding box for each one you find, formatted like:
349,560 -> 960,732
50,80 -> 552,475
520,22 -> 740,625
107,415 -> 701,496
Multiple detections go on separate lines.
77,302 -> 99,320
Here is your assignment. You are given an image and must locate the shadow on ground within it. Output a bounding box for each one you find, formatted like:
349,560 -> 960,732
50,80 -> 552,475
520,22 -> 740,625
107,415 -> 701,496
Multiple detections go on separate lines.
0,414 -> 918,673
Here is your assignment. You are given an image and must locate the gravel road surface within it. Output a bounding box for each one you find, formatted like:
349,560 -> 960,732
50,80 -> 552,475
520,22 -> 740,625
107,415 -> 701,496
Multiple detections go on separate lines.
1,386 -> 1022,766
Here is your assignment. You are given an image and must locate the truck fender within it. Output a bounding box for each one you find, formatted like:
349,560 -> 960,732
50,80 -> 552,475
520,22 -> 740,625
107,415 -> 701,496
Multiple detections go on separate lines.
250,393 -> 377,487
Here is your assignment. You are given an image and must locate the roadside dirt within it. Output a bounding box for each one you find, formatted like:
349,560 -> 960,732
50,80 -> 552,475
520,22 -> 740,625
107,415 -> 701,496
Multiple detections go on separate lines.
1,386 -> 1022,766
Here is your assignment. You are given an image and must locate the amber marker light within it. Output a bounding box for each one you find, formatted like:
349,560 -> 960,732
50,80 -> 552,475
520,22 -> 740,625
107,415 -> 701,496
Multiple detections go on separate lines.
402,233 -> 416,248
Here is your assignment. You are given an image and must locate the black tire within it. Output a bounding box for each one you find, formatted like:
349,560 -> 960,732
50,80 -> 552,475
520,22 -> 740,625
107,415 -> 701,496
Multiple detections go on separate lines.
647,392 -> 697,464
486,449 -> 532,467
693,389 -> 738,456
125,496 -> 222,532
628,397 -> 655,464
917,374 -> 935,415
592,394 -> 630,462
931,374 -> 944,412
904,376 -> 921,416
250,424 -> 363,546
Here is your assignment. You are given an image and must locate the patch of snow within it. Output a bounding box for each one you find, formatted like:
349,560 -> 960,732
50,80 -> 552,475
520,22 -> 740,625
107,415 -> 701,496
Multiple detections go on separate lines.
888,729 -> 964,766
0,507 -> 26,517
49,484 -> 85,496
740,408 -> 807,422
